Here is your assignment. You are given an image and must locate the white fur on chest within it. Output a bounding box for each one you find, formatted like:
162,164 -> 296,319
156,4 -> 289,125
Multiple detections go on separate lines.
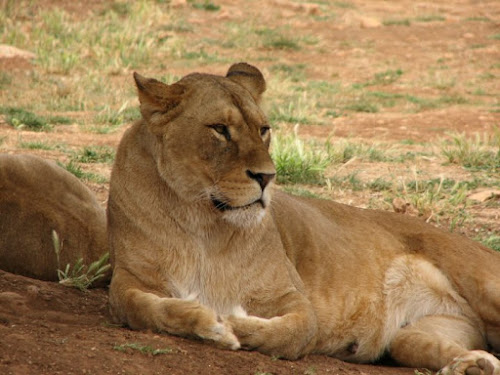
167,248 -> 246,316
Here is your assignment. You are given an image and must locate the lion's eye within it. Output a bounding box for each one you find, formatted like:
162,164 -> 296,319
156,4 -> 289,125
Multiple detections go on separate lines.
208,124 -> 231,141
260,126 -> 271,137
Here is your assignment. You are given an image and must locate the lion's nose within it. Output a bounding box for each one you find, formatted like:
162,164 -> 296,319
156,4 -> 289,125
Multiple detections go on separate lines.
246,170 -> 276,190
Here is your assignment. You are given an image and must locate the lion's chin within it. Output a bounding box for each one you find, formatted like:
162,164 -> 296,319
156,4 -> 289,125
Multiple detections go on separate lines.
210,192 -> 271,227
221,206 -> 267,228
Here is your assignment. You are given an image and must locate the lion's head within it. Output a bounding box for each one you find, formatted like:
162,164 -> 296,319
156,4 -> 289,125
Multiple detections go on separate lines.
133,63 -> 276,227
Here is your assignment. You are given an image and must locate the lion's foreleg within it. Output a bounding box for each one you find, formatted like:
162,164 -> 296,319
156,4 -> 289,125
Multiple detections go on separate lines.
109,268 -> 240,350
227,291 -> 317,359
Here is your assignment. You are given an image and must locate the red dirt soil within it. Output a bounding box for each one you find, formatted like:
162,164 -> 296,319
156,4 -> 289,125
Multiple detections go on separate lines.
0,271 -> 415,375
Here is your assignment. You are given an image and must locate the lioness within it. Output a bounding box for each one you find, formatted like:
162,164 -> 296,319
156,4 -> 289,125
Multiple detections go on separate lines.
108,63 -> 500,374
0,154 -> 109,281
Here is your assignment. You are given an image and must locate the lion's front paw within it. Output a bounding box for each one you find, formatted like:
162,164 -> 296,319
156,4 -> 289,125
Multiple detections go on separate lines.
197,320 -> 240,351
439,350 -> 500,375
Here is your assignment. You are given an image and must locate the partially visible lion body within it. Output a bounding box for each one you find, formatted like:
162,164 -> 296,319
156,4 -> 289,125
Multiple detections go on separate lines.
108,64 -> 500,373
0,154 -> 109,281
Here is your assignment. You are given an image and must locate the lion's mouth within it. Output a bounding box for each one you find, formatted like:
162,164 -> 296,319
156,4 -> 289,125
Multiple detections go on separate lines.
211,197 -> 265,212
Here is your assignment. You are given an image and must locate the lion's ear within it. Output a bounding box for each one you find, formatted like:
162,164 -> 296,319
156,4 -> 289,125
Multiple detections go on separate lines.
133,72 -> 185,134
226,63 -> 266,103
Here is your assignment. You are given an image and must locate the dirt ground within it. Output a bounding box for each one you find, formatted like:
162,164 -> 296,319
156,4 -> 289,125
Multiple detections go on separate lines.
0,0 -> 499,374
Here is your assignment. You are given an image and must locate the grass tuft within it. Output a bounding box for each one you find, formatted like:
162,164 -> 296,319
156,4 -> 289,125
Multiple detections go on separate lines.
480,235 -> 500,252
272,129 -> 332,184
383,19 -> 411,26
189,1 -> 220,11
53,230 -> 110,292
72,146 -> 115,164
0,107 -> 51,131
57,160 -> 108,183
441,131 -> 500,171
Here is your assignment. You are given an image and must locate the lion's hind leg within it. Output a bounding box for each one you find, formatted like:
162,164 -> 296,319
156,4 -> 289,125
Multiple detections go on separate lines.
389,314 -> 500,373
383,255 -> 497,373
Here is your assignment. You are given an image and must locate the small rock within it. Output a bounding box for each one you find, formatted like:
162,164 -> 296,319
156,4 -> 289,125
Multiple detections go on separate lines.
0,44 -> 36,60
392,198 -> 410,214
26,285 -> 40,296
360,15 -> 382,28
468,189 -> 500,202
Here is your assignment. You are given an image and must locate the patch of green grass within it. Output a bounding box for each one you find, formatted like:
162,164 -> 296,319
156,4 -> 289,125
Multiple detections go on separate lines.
160,19 -> 193,33
113,342 -> 173,355
395,177 -> 470,227
441,132 -> 500,171
478,72 -> 495,81
53,230 -> 110,292
399,139 -> 417,145
282,186 -> 323,199
404,94 -> 467,111
364,91 -> 404,108
372,69 -> 403,85
272,130 -> 332,184
465,16 -> 491,22
367,177 -> 393,192
57,161 -> 108,183
489,34 -> 500,40
270,63 -> 306,82
328,172 -> 364,191
415,15 -> 445,22
333,1 -> 355,9
343,100 -> 379,113
268,94 -> 320,125
0,106 -> 51,131
0,71 -> 12,88
306,80 -> 341,93
181,48 -> 225,63
383,19 -> 411,26
471,88 -> 489,96
108,1 -> 132,16
324,139 -> 389,164
189,0 -> 220,11
18,140 -> 55,150
93,104 -> 139,132
264,36 -> 300,51
365,171 -> 492,230
72,146 -> 115,164
479,235 -> 500,251
258,28 -> 301,51
353,69 -> 403,89
47,115 -> 72,125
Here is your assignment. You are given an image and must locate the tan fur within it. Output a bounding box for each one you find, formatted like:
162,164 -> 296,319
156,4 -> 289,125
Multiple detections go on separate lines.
108,63 -> 500,373
0,154 -> 109,282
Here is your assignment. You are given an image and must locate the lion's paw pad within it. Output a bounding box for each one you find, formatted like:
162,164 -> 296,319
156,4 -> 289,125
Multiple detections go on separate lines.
439,351 -> 500,375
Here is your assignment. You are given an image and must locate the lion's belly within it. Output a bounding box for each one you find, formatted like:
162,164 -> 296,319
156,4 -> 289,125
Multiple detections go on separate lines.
302,251 -> 476,363
306,270 -> 389,362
